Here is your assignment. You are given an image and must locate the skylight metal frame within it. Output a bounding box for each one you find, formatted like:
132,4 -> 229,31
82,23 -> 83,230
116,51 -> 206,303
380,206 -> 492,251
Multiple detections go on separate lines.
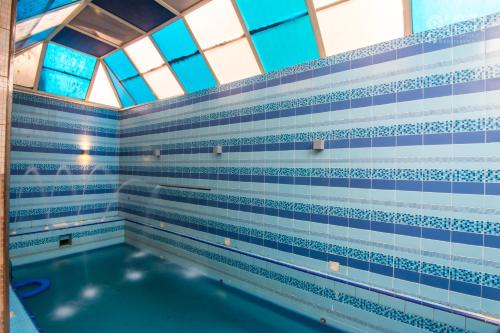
402,0 -> 413,36
148,35 -> 187,96
13,42 -> 45,88
45,0 -> 93,43
84,60 -> 99,101
33,41 -> 48,91
15,0 -> 414,109
305,0 -> 326,58
229,0 -> 264,74
64,23 -> 121,49
14,1 -> 84,51
86,60 -> 123,107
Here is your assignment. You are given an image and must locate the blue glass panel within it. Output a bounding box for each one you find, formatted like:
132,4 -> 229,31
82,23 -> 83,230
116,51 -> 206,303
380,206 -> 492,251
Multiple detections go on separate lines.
106,67 -> 135,107
92,0 -> 175,31
43,43 -> 96,79
171,54 -> 216,93
17,0 -> 79,21
152,20 -> 198,61
39,68 -> 90,100
52,27 -> 116,57
412,0 -> 500,32
104,50 -> 138,81
16,0 -> 51,21
236,0 -> 307,31
48,0 -> 80,10
15,27 -> 56,52
122,76 -> 156,104
251,15 -> 319,72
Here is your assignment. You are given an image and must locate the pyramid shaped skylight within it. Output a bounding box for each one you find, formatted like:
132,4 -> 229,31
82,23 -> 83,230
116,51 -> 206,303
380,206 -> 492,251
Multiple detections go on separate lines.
12,0 -> 500,109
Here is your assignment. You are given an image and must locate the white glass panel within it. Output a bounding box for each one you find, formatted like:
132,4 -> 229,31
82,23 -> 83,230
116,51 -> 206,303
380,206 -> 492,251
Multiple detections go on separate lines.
312,0 -> 343,9
185,0 -> 244,49
204,37 -> 260,84
143,65 -> 184,100
13,43 -> 43,88
15,18 -> 39,42
88,63 -> 120,107
125,37 -> 165,74
317,0 -> 404,56
32,3 -> 81,35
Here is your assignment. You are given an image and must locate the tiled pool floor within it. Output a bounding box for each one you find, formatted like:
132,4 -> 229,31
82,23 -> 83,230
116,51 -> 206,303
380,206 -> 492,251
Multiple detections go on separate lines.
12,244 -> 342,333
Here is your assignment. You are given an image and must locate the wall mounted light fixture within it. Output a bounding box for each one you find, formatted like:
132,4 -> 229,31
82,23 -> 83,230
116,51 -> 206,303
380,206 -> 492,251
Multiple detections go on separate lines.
213,145 -> 223,154
313,139 -> 325,151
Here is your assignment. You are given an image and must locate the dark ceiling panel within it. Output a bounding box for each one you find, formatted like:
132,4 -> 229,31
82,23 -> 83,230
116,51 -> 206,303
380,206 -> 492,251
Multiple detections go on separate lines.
52,27 -> 116,57
158,0 -> 203,13
70,5 -> 142,46
92,0 -> 176,31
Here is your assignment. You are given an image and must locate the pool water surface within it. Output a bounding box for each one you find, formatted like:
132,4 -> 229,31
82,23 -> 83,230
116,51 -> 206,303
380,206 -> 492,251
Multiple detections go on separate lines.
13,244 -> 344,333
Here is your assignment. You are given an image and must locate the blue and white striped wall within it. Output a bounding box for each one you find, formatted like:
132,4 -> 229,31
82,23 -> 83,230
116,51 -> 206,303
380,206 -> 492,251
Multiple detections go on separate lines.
9,92 -> 123,262
119,13 -> 500,332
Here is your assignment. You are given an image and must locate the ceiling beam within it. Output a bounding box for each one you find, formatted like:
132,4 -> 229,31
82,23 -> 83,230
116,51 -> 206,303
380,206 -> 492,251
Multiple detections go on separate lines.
154,0 -> 181,16
402,0 -> 413,36
99,60 -> 123,109
315,0 -> 349,12
65,23 -> 121,49
45,0 -> 93,42
86,3 -> 146,35
85,60 -> 99,101
305,0 -> 326,58
229,0 -> 264,74
149,36 -> 187,95
33,41 -> 48,91
182,17 -> 220,85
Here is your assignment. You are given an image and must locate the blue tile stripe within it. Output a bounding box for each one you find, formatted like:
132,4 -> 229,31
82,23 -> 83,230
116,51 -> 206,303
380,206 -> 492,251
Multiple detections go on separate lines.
10,184 -> 118,198
12,118 -> 118,138
125,220 -> 500,328
11,140 -> 119,156
10,203 -> 119,223
117,167 -> 500,196
121,203 -> 499,301
119,116 -> 500,154
9,223 -> 124,250
121,12 -> 500,119
13,92 -> 118,119
10,163 -> 119,175
120,66 -> 500,138
118,185 -> 499,237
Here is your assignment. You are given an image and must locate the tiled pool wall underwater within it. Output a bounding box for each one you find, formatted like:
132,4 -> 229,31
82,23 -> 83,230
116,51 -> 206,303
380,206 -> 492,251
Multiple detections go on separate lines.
8,12 -> 500,333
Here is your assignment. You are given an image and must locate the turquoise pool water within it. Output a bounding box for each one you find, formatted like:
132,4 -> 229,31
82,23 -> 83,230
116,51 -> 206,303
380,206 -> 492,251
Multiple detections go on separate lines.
13,244 -> 343,333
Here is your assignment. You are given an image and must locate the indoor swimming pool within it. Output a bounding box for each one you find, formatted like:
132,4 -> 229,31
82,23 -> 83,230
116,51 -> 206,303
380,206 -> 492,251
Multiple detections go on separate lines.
3,0 -> 500,332
13,244 -> 340,333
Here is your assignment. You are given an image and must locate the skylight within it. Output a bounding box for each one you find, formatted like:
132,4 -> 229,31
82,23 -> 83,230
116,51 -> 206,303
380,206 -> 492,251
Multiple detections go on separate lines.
13,0 -> 499,109
152,19 -> 216,93
13,43 -> 44,88
185,0 -> 261,84
315,0 -> 404,56
88,62 -> 121,108
236,0 -> 319,72
38,42 -> 96,100
15,3 -> 81,42
124,37 -> 165,74
204,38 -> 261,84
412,0 -> 500,32
143,66 -> 184,100
185,0 -> 244,49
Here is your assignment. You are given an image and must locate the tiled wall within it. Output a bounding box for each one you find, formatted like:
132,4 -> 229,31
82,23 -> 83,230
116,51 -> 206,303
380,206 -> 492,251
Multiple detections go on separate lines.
119,13 -> 500,332
0,0 -> 13,331
9,92 -> 124,262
